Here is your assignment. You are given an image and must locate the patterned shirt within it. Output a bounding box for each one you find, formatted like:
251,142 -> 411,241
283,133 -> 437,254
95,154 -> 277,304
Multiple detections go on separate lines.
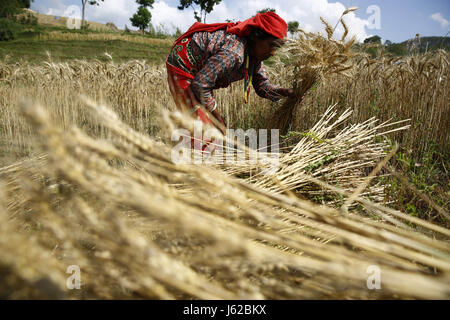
170,30 -> 284,111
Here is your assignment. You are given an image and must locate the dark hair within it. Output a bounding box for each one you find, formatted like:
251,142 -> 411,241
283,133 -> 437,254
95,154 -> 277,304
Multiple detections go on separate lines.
249,28 -> 275,40
248,28 -> 285,49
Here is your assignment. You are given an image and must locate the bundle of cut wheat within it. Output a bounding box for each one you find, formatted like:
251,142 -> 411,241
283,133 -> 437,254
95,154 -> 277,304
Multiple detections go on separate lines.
267,12 -> 358,134
165,105 -> 410,207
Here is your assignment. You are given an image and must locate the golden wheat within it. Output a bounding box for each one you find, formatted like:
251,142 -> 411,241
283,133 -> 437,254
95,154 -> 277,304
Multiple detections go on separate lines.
38,32 -> 174,46
267,15 -> 357,134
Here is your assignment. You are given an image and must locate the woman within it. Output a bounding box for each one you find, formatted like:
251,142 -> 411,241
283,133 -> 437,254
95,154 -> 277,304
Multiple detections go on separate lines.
166,12 -> 295,132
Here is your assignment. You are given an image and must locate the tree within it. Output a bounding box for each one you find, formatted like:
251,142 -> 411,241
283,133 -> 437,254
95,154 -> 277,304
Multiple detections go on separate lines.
0,18 -> 18,41
364,35 -> 381,44
18,0 -> 32,8
81,0 -> 104,29
386,43 -> 407,56
287,21 -> 299,37
174,27 -> 182,38
0,0 -> 33,18
130,0 -> 154,34
136,0 -> 155,7
257,8 -> 276,14
178,0 -> 222,23
130,7 -> 151,34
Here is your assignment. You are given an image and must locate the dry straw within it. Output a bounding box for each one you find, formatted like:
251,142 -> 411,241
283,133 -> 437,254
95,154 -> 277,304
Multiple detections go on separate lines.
38,32 -> 174,46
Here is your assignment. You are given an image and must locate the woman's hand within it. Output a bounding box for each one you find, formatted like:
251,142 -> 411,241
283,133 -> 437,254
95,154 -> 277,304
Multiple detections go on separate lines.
211,108 -> 227,135
186,86 -> 226,134
279,88 -> 306,104
279,88 -> 296,98
212,108 -> 226,127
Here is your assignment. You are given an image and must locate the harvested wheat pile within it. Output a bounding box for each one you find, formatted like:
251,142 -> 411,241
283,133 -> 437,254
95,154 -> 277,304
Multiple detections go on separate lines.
166,105 -> 410,208
0,98 -> 448,300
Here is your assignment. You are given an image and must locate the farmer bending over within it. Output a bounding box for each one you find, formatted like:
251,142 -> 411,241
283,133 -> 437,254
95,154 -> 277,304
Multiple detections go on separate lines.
166,12 -> 295,132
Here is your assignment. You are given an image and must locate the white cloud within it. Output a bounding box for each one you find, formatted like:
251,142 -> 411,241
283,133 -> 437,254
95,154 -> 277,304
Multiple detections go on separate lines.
33,0 -> 372,41
149,1 -> 195,33
32,0 -> 66,16
87,0 -> 139,29
243,0 -> 369,41
152,0 -> 371,41
430,13 -> 449,29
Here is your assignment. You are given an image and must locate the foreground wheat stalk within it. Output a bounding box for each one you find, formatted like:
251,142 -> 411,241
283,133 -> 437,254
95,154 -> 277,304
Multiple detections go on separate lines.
0,98 -> 448,299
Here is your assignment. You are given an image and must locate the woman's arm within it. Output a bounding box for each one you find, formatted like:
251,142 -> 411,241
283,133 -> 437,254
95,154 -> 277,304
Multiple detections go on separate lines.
191,49 -> 242,113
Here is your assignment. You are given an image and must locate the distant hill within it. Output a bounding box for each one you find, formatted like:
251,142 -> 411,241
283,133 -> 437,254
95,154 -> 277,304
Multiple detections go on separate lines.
361,36 -> 450,56
1,9 -> 173,64
400,36 -> 450,52
21,8 -> 117,32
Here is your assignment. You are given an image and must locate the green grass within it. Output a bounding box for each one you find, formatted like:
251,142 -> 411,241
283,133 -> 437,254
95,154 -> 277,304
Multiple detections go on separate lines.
380,141 -> 449,226
0,19 -> 173,64
0,38 -> 171,64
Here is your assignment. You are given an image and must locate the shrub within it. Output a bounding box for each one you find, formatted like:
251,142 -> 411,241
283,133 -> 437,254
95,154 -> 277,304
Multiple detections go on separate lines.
81,22 -> 90,31
174,27 -> 182,38
0,18 -> 20,41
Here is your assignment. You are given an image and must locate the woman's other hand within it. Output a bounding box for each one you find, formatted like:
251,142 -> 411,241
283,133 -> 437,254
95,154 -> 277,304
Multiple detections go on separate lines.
212,108 -> 227,135
279,88 -> 306,103
279,88 -> 296,98
212,109 -> 226,126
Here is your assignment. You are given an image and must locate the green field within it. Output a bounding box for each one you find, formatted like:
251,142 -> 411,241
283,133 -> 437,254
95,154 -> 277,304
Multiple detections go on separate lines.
0,18 -> 174,64
0,38 -> 172,64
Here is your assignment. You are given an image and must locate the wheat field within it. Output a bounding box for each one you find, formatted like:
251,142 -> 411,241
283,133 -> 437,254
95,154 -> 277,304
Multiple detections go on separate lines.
37,32 -> 174,46
0,23 -> 449,299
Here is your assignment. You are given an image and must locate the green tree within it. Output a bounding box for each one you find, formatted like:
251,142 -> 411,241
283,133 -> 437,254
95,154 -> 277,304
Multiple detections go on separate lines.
136,0 -> 155,6
18,0 -> 32,8
174,27 -> 182,38
257,8 -> 276,14
364,35 -> 382,44
81,1 -> 104,29
386,43 -> 407,56
0,0 -> 33,18
130,3 -> 153,34
0,18 -> 19,41
287,21 -> 299,37
177,0 -> 222,23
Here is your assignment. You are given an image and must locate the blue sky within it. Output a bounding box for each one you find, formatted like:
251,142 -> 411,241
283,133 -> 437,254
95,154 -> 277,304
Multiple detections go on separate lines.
30,0 -> 450,43
340,0 -> 450,41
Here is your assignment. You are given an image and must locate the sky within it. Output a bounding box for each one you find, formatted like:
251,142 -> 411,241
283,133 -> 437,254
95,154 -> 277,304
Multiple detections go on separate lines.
30,0 -> 450,43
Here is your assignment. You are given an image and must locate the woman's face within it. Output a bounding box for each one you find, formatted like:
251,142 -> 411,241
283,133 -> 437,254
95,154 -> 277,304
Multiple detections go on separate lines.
250,37 -> 281,62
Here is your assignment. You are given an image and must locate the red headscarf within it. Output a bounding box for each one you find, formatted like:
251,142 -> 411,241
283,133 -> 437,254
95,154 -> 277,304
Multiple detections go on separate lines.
228,12 -> 288,39
174,12 -> 288,43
